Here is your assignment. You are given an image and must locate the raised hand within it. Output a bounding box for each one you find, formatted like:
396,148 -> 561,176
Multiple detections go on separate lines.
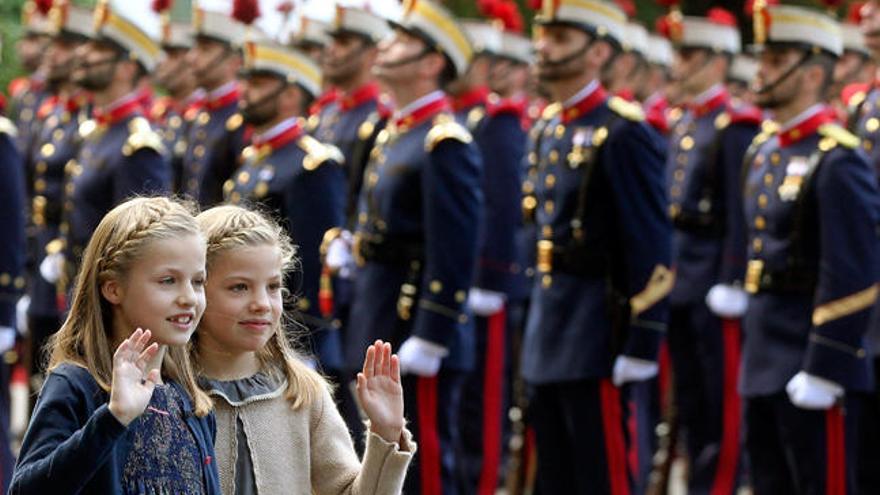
356,340 -> 405,444
108,328 -> 161,426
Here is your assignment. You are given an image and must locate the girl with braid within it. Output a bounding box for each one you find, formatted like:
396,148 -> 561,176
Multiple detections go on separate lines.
11,197 -> 221,495
193,205 -> 414,494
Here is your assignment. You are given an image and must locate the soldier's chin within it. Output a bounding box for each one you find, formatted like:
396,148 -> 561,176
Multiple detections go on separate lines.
77,75 -> 112,92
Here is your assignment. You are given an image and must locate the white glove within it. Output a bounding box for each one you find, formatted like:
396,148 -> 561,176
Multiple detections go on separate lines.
786,371 -> 844,410
398,336 -> 448,377
612,355 -> 659,386
326,231 -> 355,279
15,296 -> 30,337
467,288 -> 506,317
0,327 -> 16,355
40,252 -> 65,284
706,284 -> 749,318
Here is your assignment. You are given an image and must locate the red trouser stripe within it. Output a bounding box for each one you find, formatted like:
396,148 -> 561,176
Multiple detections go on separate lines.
477,308 -> 506,495
658,342 -> 672,413
627,399 -> 638,478
826,405 -> 846,495
417,376 -> 442,495
711,318 -> 742,495
600,380 -> 631,495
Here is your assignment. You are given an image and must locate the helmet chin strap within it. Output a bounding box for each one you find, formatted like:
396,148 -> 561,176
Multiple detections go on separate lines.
538,37 -> 593,69
752,51 -> 810,96
377,47 -> 432,69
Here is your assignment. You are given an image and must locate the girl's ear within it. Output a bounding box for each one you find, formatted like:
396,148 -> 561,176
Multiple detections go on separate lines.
100,278 -> 124,305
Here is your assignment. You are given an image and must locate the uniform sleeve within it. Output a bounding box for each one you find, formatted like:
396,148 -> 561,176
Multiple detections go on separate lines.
113,148 -> 172,202
603,121 -> 673,361
283,160 -> 346,317
413,138 -> 483,349
717,124 -> 758,285
10,370 -> 128,494
0,134 -> 27,327
473,113 -> 524,295
802,149 -> 880,388
309,387 -> 414,495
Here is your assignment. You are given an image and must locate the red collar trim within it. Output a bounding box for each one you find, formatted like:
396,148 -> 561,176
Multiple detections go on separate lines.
486,94 -> 527,117
561,84 -> 607,124
340,82 -> 381,112
252,119 -> 304,151
309,87 -> 341,116
93,97 -> 141,126
452,86 -> 490,112
615,88 -> 635,102
205,83 -> 241,111
688,88 -> 729,118
777,106 -> 835,148
37,95 -> 60,119
394,95 -> 450,131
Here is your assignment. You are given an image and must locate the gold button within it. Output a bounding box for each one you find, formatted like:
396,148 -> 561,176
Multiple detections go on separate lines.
867,118 -> 880,133
237,171 -> 250,184
197,112 -> 210,125
544,200 -> 555,214
549,150 -> 559,163
674,169 -> 685,182
35,161 -> 48,174
40,143 -> 55,157
754,215 -> 766,230
752,237 -> 763,253
670,185 -> 681,197
676,154 -> 687,165
13,277 -> 24,289
542,225 -> 553,238
194,145 -> 206,158
528,152 -> 537,165
64,182 -> 74,194
169,116 -> 182,129
52,128 -> 65,142
0,273 -> 9,286
680,135 -> 694,150
541,274 -> 552,288
554,125 -> 565,138
35,179 -> 47,192
669,203 -> 681,218
545,174 -> 556,188
763,173 -> 774,186
430,280 -> 443,293
368,172 -> 379,186
230,191 -> 241,204
522,181 -> 534,194
770,153 -> 780,165
758,193 -> 768,208
755,154 -> 765,165
865,140 -> 874,152
254,182 -> 268,198
455,290 -> 466,303
223,180 -> 234,194
358,212 -> 368,225
187,178 -> 199,191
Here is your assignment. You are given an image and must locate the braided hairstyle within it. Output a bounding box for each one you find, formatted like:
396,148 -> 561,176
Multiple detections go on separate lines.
195,205 -> 327,410
47,196 -> 214,417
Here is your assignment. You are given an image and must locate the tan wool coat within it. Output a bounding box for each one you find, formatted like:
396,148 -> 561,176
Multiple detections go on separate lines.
208,376 -> 415,495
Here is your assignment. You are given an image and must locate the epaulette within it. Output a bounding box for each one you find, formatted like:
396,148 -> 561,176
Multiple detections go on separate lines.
541,102 -> 562,120
818,123 -> 860,150
425,115 -> 473,152
466,106 -> 486,130
842,82 -> 870,111
0,116 -> 17,138
226,113 -> 244,132
608,95 -> 645,122
298,135 -> 344,171
122,117 -> 164,156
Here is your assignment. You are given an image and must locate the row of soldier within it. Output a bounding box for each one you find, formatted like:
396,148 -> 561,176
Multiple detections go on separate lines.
3,0 -> 880,494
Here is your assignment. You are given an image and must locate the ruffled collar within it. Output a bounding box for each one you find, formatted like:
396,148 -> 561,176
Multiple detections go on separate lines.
200,368 -> 287,407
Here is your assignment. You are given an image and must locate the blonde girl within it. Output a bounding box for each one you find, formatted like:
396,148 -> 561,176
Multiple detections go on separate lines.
11,197 -> 221,495
194,205 -> 414,494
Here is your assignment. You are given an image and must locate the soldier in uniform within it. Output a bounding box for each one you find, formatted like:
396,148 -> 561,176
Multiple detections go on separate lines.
346,1 -> 483,492
181,6 -> 247,207
523,1 -> 671,493
41,1 -> 170,291
314,6 -> 391,224
450,16 -> 526,495
847,1 -> 880,491
664,8 -> 760,494
604,21 -> 648,103
641,33 -> 675,135
0,112 -> 27,495
830,10 -> 874,117
296,16 -> 339,118
151,4 -> 204,193
742,4 -> 880,492
227,38 -> 347,382
9,0 -> 52,162
23,0 -> 91,390
313,5 -> 392,451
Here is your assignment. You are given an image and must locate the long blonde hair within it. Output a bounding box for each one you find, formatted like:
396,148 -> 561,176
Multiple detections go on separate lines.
47,196 -> 213,417
195,205 -> 327,409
